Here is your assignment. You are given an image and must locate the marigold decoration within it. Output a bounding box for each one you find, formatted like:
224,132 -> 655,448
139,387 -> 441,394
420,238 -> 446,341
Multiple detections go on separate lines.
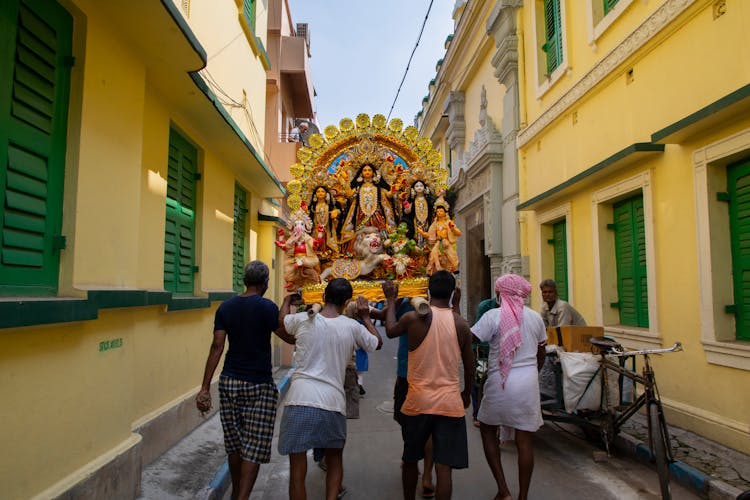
324,125 -> 339,140
287,179 -> 302,194
296,147 -> 312,163
290,163 -> 305,178
372,114 -> 387,130
281,114 -> 457,302
388,118 -> 403,134
356,113 -> 371,129
403,125 -> 419,142
286,193 -> 302,211
339,117 -> 354,132
417,137 -> 433,153
308,133 -> 325,149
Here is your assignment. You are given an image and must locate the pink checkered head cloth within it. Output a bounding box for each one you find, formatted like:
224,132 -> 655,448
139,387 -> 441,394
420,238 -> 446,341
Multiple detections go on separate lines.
495,274 -> 532,388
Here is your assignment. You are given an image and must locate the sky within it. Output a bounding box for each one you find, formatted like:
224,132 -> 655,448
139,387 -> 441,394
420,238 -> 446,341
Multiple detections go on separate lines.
287,0 -> 456,130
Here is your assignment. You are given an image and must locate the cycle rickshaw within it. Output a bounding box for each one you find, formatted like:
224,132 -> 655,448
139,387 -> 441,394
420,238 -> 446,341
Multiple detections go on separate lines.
540,328 -> 683,499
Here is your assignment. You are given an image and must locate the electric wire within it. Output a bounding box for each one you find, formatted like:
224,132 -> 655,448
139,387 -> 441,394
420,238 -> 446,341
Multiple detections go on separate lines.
386,0 -> 435,121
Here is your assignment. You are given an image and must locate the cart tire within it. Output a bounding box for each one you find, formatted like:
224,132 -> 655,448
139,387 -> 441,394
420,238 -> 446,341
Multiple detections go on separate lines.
648,402 -> 671,499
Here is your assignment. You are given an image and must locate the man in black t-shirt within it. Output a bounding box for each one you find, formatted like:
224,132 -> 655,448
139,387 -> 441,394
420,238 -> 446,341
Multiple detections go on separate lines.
196,260 -> 293,499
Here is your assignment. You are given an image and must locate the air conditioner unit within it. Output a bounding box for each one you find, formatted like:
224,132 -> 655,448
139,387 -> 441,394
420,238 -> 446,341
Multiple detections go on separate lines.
296,23 -> 311,54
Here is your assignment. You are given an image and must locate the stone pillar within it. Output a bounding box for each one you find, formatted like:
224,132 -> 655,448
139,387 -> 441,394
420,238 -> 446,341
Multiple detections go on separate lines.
444,91 -> 466,177
488,0 -> 524,277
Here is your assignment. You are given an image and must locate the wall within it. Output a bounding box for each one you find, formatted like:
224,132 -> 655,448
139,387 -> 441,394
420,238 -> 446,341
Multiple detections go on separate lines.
518,0 -> 750,453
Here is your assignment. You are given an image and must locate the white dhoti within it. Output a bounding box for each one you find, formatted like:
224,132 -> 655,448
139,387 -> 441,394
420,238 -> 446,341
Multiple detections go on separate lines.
477,364 -> 543,440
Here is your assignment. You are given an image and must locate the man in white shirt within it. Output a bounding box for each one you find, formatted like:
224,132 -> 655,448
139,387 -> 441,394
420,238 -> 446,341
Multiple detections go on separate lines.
275,279 -> 382,500
289,121 -> 309,144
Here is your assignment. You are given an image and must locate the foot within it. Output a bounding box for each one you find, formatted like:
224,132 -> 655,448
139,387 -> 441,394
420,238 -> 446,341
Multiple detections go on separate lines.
337,485 -> 348,499
358,384 -> 366,395
492,493 -> 512,500
421,485 -> 435,498
473,419 -> 481,428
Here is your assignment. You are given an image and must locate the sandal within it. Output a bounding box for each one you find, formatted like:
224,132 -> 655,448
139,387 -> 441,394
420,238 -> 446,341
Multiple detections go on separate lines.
421,486 -> 435,498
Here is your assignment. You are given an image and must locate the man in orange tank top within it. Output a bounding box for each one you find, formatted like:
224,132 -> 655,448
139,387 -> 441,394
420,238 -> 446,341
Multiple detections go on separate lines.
382,271 -> 474,500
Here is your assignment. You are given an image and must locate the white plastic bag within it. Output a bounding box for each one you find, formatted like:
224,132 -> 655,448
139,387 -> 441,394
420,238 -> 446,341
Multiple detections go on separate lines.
559,351 -> 601,412
558,351 -> 620,413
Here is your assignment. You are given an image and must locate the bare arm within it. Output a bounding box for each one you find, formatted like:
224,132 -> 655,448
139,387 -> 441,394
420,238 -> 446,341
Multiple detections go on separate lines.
196,329 -> 226,412
382,281 -> 411,338
368,306 -> 386,321
537,342 -> 547,371
356,296 -> 383,350
274,294 -> 297,345
456,317 -> 475,409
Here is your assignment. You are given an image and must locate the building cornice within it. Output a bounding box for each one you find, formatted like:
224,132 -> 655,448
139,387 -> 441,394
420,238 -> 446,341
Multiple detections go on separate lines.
420,0 -> 494,131
517,0 -> 699,149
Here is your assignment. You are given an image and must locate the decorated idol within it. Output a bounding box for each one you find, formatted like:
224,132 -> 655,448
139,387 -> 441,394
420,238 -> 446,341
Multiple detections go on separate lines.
280,113 -> 459,302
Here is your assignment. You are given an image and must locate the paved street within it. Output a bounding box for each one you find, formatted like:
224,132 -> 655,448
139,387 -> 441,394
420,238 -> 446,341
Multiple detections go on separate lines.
243,328 -> 699,500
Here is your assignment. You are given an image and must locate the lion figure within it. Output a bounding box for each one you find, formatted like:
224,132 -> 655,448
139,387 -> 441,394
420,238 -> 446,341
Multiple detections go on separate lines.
321,227 -> 390,280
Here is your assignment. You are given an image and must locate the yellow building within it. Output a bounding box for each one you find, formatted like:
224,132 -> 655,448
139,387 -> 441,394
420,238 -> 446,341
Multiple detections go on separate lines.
516,0 -> 750,452
0,0 -> 313,497
418,1 -> 524,319
263,0 -> 315,365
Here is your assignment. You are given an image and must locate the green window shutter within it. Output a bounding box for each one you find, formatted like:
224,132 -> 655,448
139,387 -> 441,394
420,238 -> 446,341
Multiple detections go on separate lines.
613,195 -> 649,327
552,220 -> 568,301
243,0 -> 256,33
727,159 -> 750,341
604,0 -> 621,15
232,183 -> 247,293
0,0 -> 72,296
542,0 -> 563,75
164,129 -> 197,295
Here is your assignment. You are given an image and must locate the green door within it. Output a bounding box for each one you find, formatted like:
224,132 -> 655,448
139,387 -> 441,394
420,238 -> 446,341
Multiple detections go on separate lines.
0,0 -> 72,295
613,195 -> 649,327
727,159 -> 750,341
551,220 -> 568,301
164,129 -> 197,295
232,183 -> 247,293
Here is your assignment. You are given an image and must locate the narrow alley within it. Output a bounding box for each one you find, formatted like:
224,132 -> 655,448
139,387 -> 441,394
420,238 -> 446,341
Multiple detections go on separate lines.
181,329 -> 700,500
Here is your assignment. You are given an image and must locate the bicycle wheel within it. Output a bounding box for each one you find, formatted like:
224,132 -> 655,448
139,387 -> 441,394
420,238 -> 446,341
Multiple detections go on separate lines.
648,402 -> 671,499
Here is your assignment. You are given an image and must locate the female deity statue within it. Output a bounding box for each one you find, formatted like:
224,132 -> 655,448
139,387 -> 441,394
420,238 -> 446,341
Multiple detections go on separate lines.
308,185 -> 341,257
419,198 -> 462,275
340,164 -> 397,250
402,179 -> 432,248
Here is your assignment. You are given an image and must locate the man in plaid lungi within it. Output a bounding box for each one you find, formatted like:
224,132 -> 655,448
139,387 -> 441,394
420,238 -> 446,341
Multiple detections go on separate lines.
196,261 -> 293,500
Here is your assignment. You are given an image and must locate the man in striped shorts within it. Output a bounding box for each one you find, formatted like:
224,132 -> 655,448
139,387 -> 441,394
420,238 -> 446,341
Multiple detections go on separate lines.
196,261 -> 288,499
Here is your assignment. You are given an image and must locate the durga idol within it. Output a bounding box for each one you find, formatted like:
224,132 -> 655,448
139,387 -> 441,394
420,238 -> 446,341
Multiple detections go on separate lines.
340,163 -> 396,249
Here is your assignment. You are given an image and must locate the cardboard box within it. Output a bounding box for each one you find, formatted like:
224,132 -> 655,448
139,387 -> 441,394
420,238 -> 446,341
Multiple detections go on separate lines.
546,325 -> 604,352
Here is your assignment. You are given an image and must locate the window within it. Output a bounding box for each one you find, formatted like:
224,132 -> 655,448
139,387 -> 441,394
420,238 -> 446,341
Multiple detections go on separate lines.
243,0 -> 256,33
550,220 -> 568,301
592,172 -> 657,348
537,203 -> 572,304
164,129 -> 197,295
603,0 -> 620,15
0,0 -> 73,296
533,0 -> 567,96
542,0 -> 563,75
727,159 -> 750,341
694,129 -> 750,369
232,183 -> 247,293
612,195 -> 649,328
587,0 -> 633,44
